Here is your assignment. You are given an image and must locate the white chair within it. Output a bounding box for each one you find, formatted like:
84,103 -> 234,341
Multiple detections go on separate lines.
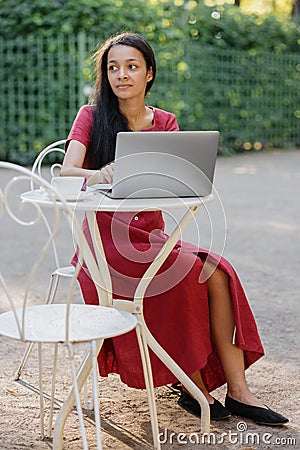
14,140 -> 81,381
0,162 -> 138,449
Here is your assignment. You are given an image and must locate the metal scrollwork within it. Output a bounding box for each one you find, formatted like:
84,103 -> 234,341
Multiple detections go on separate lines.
3,174 -> 42,226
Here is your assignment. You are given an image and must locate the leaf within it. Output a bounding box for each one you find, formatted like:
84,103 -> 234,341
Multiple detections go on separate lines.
5,388 -> 23,396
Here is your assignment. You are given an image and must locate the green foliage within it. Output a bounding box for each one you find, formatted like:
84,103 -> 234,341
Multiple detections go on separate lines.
184,3 -> 300,53
0,1 -> 299,163
0,1 -> 299,53
150,43 -> 300,153
0,0 -> 151,42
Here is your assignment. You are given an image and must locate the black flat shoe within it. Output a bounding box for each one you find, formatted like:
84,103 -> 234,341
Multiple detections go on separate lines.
171,382 -> 182,393
225,395 -> 289,426
178,390 -> 231,420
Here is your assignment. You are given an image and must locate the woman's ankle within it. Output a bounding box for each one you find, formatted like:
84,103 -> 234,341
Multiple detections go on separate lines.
227,387 -> 266,408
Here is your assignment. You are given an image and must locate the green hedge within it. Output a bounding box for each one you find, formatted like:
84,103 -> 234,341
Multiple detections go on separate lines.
150,43 -> 300,153
0,33 -> 299,164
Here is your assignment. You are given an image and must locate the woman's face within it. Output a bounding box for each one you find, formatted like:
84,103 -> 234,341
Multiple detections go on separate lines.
107,45 -> 153,101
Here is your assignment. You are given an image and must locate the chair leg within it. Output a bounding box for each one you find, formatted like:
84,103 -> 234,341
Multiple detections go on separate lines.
91,339 -> 103,450
67,343 -> 89,450
45,273 -> 60,305
81,348 -> 94,411
13,341 -> 35,380
83,371 -> 94,411
38,343 -> 45,439
135,324 -> 160,450
49,343 -> 59,438
53,341 -> 103,450
14,273 -> 61,380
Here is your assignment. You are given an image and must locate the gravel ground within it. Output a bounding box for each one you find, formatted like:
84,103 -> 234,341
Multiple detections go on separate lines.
0,150 -> 299,449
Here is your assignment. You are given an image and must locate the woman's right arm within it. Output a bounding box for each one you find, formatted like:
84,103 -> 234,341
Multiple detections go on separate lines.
60,139 -> 114,185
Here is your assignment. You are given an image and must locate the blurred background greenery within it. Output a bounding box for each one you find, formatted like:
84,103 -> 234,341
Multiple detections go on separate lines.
0,0 -> 299,163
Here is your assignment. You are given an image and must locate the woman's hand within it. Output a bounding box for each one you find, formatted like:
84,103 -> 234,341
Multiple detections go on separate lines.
61,140 -> 114,185
89,162 -> 114,185
99,162 -> 114,183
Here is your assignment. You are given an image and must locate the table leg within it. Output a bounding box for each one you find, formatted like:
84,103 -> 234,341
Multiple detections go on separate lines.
134,205 -> 199,310
86,211 -> 113,306
133,204 -> 210,433
142,318 -> 210,433
52,340 -> 103,450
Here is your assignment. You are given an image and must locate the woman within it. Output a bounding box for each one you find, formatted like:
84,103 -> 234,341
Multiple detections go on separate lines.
61,32 -> 288,425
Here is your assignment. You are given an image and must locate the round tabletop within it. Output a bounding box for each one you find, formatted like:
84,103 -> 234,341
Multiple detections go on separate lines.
20,188 -> 213,212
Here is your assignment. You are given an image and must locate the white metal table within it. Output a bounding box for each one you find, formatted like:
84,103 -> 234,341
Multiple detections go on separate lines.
21,187 -> 213,449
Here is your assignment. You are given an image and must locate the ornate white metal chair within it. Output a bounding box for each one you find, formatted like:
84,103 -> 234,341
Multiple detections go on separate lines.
0,162 -> 138,449
14,140 -> 82,380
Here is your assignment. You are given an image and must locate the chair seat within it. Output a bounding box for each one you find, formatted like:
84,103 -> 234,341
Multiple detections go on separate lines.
0,304 -> 137,343
53,266 -> 76,277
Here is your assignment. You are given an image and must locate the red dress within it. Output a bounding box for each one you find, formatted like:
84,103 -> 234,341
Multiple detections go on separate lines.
67,105 -> 264,391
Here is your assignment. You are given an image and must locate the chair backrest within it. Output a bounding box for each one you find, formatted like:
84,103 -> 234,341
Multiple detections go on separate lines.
31,140 -> 67,269
31,139 -> 66,187
0,162 -> 107,342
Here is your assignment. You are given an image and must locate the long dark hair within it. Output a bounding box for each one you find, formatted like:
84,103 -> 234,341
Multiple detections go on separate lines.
88,32 -> 156,169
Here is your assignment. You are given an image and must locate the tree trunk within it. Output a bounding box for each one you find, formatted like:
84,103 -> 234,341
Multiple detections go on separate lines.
292,0 -> 300,15
234,0 -> 241,5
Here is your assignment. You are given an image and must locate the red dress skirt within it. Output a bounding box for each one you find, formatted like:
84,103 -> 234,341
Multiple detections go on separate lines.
72,209 -> 264,392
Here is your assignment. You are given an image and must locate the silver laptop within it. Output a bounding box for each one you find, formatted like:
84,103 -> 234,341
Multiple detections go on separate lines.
98,131 -> 219,198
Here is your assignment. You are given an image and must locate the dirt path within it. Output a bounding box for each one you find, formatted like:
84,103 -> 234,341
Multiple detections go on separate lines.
0,150 -> 299,449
